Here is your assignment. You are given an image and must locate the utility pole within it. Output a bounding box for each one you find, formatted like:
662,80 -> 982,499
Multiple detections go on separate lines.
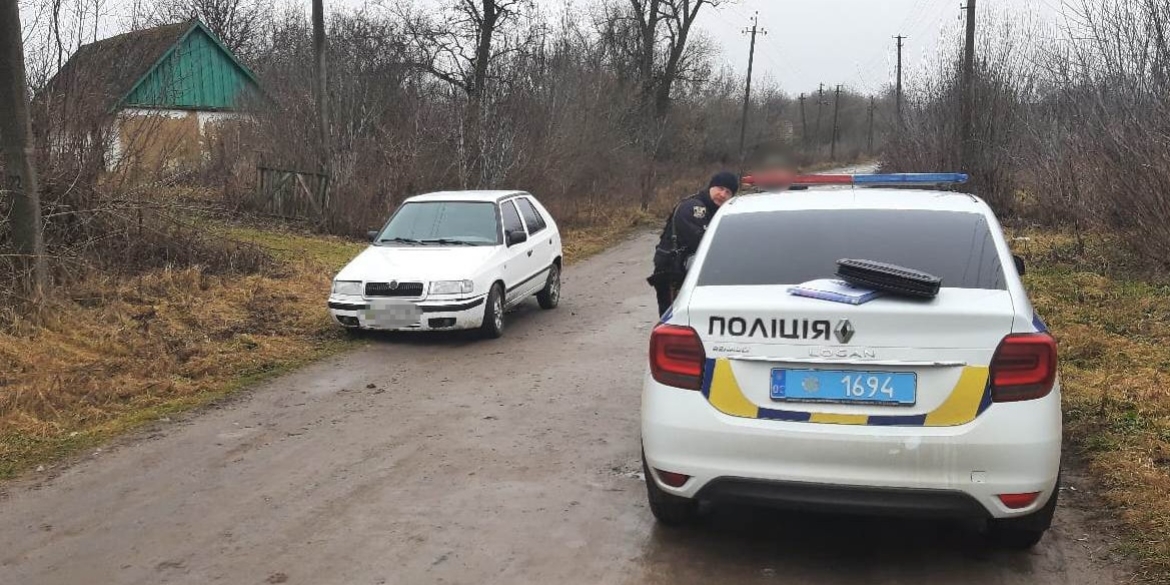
814,83 -> 825,150
960,1 -> 976,170
798,93 -> 807,149
738,12 -> 766,167
0,1 -> 48,297
830,85 -> 842,161
312,0 -> 328,170
867,96 -> 876,155
894,35 -> 906,127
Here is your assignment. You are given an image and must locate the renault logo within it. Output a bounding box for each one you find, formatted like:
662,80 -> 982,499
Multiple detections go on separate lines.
834,319 -> 855,344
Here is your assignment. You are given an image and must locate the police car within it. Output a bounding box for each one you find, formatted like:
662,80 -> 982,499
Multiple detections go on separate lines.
641,173 -> 1060,549
328,191 -> 562,337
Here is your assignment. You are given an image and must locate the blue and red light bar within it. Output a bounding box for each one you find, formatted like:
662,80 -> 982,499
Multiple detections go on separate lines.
743,172 -> 969,189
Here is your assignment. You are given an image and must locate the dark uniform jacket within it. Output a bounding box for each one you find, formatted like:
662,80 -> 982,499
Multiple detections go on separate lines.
650,190 -> 720,283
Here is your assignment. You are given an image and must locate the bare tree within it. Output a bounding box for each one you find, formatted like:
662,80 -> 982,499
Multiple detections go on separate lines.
405,0 -> 528,101
655,0 -> 719,118
1,0 -> 49,297
616,0 -> 722,208
148,0 -> 268,57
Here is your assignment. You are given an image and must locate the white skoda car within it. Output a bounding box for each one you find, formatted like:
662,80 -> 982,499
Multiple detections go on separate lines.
328,191 -> 562,337
641,175 -> 1060,549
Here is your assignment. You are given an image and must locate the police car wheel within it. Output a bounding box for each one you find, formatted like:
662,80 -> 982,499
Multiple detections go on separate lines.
537,264 -> 560,310
479,283 -> 505,339
643,457 -> 698,526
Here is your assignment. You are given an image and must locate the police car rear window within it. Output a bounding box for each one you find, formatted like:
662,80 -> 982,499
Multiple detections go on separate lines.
697,209 -> 1007,290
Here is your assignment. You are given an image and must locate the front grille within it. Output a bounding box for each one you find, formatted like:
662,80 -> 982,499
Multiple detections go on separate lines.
365,282 -> 425,297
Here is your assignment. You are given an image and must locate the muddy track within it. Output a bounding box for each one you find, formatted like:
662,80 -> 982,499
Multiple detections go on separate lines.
0,232 -> 1131,584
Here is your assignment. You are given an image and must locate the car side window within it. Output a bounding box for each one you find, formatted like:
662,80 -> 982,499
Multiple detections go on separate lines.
516,197 -> 547,234
501,200 -> 525,235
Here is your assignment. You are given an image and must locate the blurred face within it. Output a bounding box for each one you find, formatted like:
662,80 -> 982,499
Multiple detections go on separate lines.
709,186 -> 734,206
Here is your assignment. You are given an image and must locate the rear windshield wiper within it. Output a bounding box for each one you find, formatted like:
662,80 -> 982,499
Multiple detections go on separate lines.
421,238 -> 477,246
380,237 -> 424,246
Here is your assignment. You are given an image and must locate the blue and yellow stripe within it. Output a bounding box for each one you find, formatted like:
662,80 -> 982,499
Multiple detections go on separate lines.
699,358 -> 992,427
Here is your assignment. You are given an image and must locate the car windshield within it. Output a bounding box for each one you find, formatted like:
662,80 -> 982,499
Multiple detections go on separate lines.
376,201 -> 500,246
698,209 -> 1007,289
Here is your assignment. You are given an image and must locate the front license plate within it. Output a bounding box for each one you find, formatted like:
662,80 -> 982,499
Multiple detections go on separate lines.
770,369 -> 917,405
362,302 -> 422,328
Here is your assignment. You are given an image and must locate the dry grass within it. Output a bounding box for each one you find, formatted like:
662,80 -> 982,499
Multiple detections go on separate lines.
0,226 -> 365,479
1013,229 -> 1170,579
0,201 -> 660,480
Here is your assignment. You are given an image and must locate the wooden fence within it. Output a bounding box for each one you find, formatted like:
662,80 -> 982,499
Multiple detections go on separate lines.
254,165 -> 331,223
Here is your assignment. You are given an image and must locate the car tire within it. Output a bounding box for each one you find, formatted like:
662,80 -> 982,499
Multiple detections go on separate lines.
643,457 -> 698,526
537,263 -> 561,310
479,283 -> 505,339
986,476 -> 1059,550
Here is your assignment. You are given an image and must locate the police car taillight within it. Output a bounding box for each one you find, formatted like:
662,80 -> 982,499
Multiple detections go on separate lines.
649,324 -> 706,390
990,333 -> 1058,402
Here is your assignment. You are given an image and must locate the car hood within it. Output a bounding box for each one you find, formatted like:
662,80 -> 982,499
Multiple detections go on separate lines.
335,245 -> 501,281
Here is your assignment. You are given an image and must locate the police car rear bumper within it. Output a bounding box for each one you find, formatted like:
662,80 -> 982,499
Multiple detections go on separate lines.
641,376 -> 1062,520
327,295 -> 487,331
694,477 -> 989,519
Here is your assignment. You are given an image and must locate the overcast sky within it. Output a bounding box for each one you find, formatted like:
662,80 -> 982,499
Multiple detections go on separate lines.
21,0 -> 1070,94
692,0 -> 1067,94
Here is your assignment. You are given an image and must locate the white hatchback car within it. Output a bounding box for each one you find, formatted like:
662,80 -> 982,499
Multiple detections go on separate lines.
328,190 -> 562,337
642,176 -> 1060,549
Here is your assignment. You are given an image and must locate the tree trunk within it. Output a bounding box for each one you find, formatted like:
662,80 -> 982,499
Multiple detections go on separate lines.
0,0 -> 48,298
312,0 -> 329,170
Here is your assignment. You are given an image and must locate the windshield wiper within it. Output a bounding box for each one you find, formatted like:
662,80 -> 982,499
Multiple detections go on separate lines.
379,237 -> 424,246
420,238 -> 477,246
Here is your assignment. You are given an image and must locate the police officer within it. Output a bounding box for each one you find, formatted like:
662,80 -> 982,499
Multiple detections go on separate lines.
648,171 -> 739,316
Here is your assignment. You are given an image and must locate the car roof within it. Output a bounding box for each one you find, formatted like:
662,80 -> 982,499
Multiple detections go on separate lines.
406,190 -> 527,203
723,188 -> 989,215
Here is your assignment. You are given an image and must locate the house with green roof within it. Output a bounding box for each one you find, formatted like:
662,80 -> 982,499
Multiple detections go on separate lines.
42,19 -> 265,170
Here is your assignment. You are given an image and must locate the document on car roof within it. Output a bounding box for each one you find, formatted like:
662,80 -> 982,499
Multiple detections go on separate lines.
788,279 -> 883,305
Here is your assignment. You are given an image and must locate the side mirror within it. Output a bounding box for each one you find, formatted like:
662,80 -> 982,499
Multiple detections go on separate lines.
1013,254 -> 1026,276
506,229 -> 528,247
367,230 -> 379,242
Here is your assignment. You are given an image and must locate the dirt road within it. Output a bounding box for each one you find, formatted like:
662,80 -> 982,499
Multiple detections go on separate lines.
0,233 -> 1130,585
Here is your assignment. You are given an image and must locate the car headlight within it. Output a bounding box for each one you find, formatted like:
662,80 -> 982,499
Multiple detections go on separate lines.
430,280 -> 474,295
332,280 -> 362,296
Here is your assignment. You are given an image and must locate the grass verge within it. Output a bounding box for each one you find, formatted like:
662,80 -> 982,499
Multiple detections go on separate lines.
0,205 -> 657,481
1013,230 -> 1170,579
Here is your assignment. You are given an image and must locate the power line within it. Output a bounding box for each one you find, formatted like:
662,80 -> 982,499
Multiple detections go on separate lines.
738,11 -> 766,166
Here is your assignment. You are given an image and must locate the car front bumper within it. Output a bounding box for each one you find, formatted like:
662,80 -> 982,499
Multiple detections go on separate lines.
641,375 -> 1062,520
327,294 -> 487,331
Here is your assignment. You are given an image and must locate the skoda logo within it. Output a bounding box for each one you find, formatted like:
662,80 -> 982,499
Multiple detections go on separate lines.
388,280 -> 399,290
834,319 -> 855,344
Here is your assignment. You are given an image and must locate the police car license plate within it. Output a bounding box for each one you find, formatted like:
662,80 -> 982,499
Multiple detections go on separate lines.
770,369 -> 916,405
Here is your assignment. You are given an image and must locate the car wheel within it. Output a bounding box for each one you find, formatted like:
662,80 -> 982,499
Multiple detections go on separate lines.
986,477 -> 1059,550
479,283 -> 505,339
537,263 -> 561,310
643,457 -> 698,526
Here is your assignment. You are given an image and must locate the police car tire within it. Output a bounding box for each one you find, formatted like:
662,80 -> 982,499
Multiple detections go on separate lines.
537,263 -> 560,310
986,474 -> 1059,550
643,458 -> 698,526
479,284 -> 505,339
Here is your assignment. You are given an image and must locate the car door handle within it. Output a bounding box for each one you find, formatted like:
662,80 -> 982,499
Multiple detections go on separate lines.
527,251 -> 533,257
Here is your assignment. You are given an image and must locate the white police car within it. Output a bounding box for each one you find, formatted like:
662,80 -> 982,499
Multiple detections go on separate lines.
641,173 -> 1060,549
328,191 -> 562,337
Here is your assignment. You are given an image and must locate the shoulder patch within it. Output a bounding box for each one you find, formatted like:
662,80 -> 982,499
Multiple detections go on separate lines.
692,205 -> 707,219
